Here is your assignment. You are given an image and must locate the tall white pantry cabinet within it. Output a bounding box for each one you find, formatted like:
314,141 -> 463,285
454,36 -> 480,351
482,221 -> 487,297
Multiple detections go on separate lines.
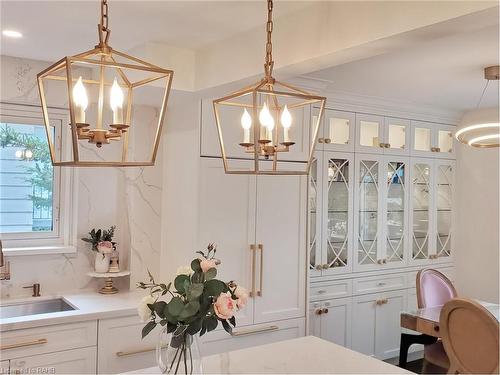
308,108 -> 455,360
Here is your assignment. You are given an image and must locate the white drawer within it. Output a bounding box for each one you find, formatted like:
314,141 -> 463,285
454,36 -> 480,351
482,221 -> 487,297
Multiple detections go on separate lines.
353,274 -> 406,295
200,318 -> 305,357
98,315 -> 157,374
10,347 -> 96,374
310,280 -> 352,301
0,321 -> 97,360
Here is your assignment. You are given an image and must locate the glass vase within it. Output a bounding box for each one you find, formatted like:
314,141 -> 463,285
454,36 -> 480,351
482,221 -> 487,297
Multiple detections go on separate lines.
157,325 -> 203,374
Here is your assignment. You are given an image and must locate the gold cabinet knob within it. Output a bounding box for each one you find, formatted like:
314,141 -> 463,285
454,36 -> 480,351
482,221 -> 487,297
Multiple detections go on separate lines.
315,264 -> 322,270
322,308 -> 329,314
377,259 -> 383,264
385,143 -> 391,148
382,259 -> 387,264
324,138 -> 331,144
318,138 -> 324,143
322,264 -> 329,269
379,142 -> 385,148
315,309 -> 323,315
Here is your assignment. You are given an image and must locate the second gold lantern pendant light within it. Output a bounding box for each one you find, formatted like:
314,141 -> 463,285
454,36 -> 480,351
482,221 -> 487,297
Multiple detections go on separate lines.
213,0 -> 326,175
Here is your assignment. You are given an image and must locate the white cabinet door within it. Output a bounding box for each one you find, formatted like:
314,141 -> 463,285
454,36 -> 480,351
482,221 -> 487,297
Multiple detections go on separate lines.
322,109 -> 355,152
433,160 -> 454,263
375,290 -> 407,360
197,158 -> 256,326
355,113 -> 385,154
321,298 -> 352,348
321,152 -> 354,276
98,315 -> 158,374
410,121 -> 434,157
433,124 -> 455,159
10,347 -> 96,374
254,164 -> 307,323
308,302 -> 322,337
383,117 -> 410,156
0,360 -> 8,374
352,293 -> 377,357
308,152 -> 323,277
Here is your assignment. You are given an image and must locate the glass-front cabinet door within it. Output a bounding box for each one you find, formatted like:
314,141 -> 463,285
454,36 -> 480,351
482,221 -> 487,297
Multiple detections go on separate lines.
356,114 -> 385,154
434,125 -> 455,158
384,117 -> 410,155
321,110 -> 355,152
308,152 -> 323,276
409,159 -> 433,264
411,121 -> 456,158
435,160 -> 454,261
321,153 -> 353,275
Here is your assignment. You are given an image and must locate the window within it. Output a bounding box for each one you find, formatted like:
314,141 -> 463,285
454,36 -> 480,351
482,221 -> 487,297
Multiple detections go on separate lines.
0,103 -> 76,254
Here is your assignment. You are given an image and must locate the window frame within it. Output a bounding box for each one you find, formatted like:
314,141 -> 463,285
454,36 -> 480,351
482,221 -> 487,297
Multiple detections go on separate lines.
0,102 -> 77,255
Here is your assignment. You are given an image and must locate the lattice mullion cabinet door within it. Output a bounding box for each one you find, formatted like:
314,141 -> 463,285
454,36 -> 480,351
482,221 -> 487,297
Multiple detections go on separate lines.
309,152 -> 324,277
322,109 -> 355,152
355,113 -> 385,154
321,152 -> 354,276
408,158 -> 434,266
380,156 -> 410,268
383,117 -> 410,156
432,159 -> 454,263
354,154 -> 384,272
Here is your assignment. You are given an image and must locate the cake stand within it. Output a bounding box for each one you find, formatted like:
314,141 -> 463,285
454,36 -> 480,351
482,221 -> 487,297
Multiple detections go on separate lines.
87,270 -> 131,294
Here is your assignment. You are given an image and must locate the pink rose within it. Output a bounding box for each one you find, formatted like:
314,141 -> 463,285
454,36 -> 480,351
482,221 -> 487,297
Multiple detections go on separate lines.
213,292 -> 236,320
97,241 -> 114,254
200,258 -> 217,273
234,285 -> 249,309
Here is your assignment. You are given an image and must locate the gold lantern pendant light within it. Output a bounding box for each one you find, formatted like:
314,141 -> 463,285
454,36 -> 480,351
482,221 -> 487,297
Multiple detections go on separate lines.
37,0 -> 173,167
213,0 -> 326,175
455,66 -> 499,148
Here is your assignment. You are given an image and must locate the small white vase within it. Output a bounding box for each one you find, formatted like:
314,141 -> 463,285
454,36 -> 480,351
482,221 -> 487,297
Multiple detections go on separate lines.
94,253 -> 110,273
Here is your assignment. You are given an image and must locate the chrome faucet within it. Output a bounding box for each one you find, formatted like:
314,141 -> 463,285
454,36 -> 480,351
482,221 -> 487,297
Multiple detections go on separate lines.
0,240 -> 11,281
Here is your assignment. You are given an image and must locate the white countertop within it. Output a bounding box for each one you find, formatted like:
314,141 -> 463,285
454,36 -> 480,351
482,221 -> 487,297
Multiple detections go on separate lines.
0,290 -> 145,332
126,336 -> 411,374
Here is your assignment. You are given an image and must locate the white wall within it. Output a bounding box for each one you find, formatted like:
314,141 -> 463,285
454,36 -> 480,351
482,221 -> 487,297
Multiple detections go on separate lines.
455,144 -> 500,303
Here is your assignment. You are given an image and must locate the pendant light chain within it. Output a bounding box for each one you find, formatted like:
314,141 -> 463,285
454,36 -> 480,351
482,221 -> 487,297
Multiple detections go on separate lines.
98,0 -> 111,47
475,79 -> 490,109
264,0 -> 274,80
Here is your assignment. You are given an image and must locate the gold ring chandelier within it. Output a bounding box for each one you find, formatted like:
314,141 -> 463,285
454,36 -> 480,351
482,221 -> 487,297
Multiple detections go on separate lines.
213,0 -> 326,175
455,66 -> 499,148
37,0 -> 173,167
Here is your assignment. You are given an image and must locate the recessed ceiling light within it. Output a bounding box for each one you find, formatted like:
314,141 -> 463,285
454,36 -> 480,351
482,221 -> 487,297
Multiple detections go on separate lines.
2,30 -> 23,38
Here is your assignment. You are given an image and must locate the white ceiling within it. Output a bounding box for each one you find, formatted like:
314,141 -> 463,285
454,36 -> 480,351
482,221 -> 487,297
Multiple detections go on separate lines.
0,0 -> 311,61
301,22 -> 500,112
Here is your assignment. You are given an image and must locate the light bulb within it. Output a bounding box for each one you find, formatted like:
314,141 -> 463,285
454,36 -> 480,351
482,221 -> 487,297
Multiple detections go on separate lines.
24,150 -> 33,159
73,77 -> 88,110
259,103 -> 274,131
110,78 -> 124,124
241,108 -> 252,130
280,105 -> 292,129
15,150 -> 23,159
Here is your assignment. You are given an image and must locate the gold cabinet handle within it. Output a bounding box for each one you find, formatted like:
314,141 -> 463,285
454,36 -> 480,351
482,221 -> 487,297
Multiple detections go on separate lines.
376,282 -> 386,286
385,143 -> 391,148
315,264 -> 322,270
322,264 -> 329,269
1,338 -> 47,351
116,346 -> 157,357
257,244 -> 263,297
250,244 -> 256,297
315,309 -> 323,315
435,147 -> 441,152
318,138 -> 324,143
377,259 -> 383,264
376,299 -> 383,305
379,142 -> 384,148
322,308 -> 329,314
324,138 -> 331,144
316,289 -> 327,294
382,259 -> 387,264
231,325 -> 279,337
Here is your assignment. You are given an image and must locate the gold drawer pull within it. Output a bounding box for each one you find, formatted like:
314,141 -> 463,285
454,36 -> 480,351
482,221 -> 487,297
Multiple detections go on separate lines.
250,244 -> 256,297
1,338 -> 47,350
257,244 -> 264,297
231,325 -> 279,337
116,346 -> 158,357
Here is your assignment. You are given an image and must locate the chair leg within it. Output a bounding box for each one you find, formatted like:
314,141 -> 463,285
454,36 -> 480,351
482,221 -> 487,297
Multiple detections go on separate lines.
422,359 -> 429,374
447,365 -> 457,374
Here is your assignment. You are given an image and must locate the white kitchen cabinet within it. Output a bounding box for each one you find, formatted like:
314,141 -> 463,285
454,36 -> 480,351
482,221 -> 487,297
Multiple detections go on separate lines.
313,108 -> 355,152
352,290 -> 407,360
409,158 -> 454,266
309,298 -> 352,348
308,152 -> 354,277
98,315 -> 158,374
354,154 -> 409,271
10,347 -> 96,374
1,360 -> 8,373
356,114 -> 410,156
384,117 -> 411,156
411,121 -> 455,158
198,157 -> 307,326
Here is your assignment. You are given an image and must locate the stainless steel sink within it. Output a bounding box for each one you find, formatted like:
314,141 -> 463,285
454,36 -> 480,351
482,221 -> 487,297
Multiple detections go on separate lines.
0,298 -> 76,319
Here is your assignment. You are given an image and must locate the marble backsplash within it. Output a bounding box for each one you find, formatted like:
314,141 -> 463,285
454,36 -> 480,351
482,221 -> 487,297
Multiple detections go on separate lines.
0,55 -> 164,298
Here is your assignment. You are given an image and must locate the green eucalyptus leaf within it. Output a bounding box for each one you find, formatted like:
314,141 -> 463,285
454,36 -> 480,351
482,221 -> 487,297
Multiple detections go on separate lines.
186,319 -> 202,335
153,301 -> 167,318
229,316 -> 236,327
206,316 -> 218,332
179,301 -> 200,320
174,275 -> 190,293
168,297 -> 184,316
221,319 -> 232,334
141,321 -> 157,339
187,283 -> 204,301
205,267 -> 217,280
204,279 -> 228,297
191,258 -> 201,272
167,322 -> 178,334
191,271 -> 204,284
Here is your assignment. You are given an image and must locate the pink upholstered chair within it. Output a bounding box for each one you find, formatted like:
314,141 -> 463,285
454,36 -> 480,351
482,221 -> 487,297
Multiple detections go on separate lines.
416,269 -> 457,373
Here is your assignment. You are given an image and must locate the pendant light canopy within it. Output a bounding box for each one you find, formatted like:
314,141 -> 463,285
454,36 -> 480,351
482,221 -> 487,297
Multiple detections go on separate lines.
455,66 -> 499,148
37,0 -> 173,166
213,0 -> 326,175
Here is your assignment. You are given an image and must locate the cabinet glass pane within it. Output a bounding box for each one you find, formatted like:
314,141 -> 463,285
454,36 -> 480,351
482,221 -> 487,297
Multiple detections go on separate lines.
388,124 -> 406,149
309,157 -> 319,270
386,162 -> 405,263
437,164 -> 452,258
358,160 -> 378,265
414,128 -> 431,151
438,130 -> 453,153
327,117 -> 350,145
359,121 -> 380,147
412,163 -> 430,260
326,159 -> 349,268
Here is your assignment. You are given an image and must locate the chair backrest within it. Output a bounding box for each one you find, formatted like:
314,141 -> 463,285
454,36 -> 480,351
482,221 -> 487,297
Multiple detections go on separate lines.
416,268 -> 457,308
440,298 -> 499,374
